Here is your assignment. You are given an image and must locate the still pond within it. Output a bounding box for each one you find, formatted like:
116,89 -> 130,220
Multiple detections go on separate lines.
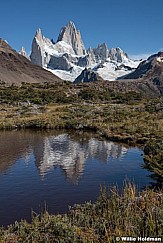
0,130 -> 153,226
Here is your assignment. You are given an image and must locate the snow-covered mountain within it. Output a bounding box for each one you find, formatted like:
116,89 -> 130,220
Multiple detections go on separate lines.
29,21 -> 140,82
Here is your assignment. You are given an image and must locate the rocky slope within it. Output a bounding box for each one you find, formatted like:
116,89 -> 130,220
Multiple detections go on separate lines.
122,52 -> 163,94
74,68 -> 104,83
29,21 -> 140,82
123,52 -> 163,79
0,39 -> 62,85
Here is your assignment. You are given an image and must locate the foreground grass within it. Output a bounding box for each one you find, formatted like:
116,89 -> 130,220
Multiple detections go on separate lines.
0,183 -> 162,243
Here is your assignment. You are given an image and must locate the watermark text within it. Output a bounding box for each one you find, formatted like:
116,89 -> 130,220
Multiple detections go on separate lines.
116,236 -> 162,242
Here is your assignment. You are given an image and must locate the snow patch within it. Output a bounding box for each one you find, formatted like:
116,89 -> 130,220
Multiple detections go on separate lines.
93,58 -> 140,81
45,66 -> 84,82
157,57 -> 163,63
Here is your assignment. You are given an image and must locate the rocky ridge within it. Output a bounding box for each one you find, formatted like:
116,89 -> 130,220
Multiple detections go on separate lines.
124,52 -> 163,79
122,52 -> 163,94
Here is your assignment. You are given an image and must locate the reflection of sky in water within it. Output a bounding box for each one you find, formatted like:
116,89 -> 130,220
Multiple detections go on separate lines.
0,130 -> 153,227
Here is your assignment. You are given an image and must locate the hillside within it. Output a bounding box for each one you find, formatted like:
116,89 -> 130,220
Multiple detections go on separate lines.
0,39 -> 62,85
122,52 -> 163,94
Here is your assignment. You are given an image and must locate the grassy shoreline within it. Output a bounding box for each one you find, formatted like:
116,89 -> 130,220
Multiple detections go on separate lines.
0,82 -> 162,146
0,100 -> 162,144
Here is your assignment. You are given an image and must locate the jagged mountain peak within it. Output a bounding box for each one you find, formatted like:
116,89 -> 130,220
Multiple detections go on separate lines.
110,47 -> 127,54
57,21 -> 86,56
19,46 -> 26,52
59,21 -> 77,35
58,21 -> 77,36
98,43 -> 108,49
19,46 -> 30,60
30,28 -> 45,66
109,47 -> 129,62
91,43 -> 109,62
67,20 -> 76,28
35,28 -> 43,42
36,28 -> 42,35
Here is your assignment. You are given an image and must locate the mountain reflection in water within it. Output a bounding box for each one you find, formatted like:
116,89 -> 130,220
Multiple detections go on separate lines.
0,130 -> 128,184
36,134 -> 128,183
0,130 -> 154,227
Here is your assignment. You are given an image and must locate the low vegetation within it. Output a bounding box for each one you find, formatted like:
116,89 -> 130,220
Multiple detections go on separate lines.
0,82 -> 144,105
0,82 -> 162,242
144,140 -> 163,188
0,182 -> 162,242
0,83 -> 162,144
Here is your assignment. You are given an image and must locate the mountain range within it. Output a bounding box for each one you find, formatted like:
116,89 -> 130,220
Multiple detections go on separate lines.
28,21 -> 140,82
0,21 -> 163,96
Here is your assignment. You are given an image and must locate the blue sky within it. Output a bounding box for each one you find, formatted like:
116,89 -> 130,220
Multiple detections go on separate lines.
1,0 -> 163,59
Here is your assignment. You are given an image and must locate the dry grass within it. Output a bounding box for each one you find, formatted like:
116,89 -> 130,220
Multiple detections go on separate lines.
0,183 -> 162,243
0,102 -> 162,144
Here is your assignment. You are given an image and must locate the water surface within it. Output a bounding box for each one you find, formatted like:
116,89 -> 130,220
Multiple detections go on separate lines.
0,130 -> 153,226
